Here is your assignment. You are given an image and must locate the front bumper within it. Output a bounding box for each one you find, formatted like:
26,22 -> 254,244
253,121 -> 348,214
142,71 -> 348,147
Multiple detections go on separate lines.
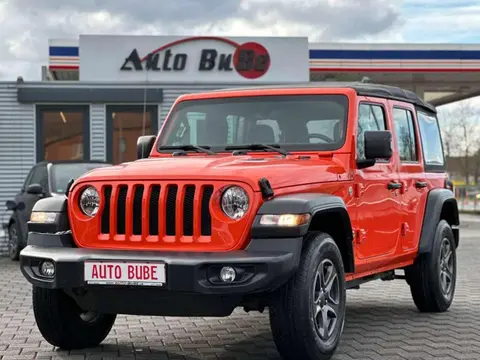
20,232 -> 303,296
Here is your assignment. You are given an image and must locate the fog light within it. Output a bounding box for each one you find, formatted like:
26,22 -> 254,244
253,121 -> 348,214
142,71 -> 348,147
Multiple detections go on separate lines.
219,266 -> 236,283
40,261 -> 55,277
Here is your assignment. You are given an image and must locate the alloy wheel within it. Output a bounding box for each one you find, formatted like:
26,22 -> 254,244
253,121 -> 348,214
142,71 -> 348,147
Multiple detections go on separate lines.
313,259 -> 340,341
8,226 -> 18,258
439,237 -> 454,298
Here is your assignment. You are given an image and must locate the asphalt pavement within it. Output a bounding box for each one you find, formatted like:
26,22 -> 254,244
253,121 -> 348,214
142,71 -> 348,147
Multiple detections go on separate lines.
0,214 -> 479,359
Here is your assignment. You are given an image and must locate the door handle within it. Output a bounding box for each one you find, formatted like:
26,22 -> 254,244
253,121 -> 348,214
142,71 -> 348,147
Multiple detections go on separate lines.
387,181 -> 402,190
415,181 -> 428,189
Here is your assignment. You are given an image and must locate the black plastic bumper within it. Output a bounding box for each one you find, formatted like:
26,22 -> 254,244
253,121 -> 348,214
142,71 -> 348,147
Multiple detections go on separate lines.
20,232 -> 303,296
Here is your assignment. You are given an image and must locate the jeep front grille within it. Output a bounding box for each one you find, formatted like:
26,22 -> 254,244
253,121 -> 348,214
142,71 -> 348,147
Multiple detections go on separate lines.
99,183 -> 214,241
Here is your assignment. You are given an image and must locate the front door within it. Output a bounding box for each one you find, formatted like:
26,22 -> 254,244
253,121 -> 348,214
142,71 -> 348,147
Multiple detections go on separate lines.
353,100 -> 402,270
106,105 -> 159,165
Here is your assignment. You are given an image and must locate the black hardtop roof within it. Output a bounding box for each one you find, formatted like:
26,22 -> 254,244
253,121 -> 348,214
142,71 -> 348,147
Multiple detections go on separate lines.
211,82 -> 436,113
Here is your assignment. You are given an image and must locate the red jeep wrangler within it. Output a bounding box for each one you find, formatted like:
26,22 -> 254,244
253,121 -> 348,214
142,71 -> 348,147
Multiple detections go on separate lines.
20,83 -> 459,360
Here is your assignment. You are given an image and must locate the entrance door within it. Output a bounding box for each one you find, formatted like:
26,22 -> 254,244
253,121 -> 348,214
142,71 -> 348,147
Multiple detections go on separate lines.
106,105 -> 159,165
353,100 -> 402,269
36,105 -> 90,162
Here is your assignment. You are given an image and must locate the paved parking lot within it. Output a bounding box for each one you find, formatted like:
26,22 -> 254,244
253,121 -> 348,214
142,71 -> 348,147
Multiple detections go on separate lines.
1,215 -> 480,360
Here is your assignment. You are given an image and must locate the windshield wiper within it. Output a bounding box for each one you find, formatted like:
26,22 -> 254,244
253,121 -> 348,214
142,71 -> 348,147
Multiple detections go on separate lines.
158,145 -> 216,155
225,144 -> 291,156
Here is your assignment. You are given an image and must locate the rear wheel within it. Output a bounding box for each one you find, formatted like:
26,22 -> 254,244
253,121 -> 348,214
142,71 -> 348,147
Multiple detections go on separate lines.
269,232 -> 346,360
32,286 -> 116,349
406,220 -> 457,312
8,224 -> 21,261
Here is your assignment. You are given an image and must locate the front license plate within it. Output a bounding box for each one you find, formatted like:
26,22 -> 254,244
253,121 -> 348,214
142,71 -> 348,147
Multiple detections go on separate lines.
84,261 -> 166,286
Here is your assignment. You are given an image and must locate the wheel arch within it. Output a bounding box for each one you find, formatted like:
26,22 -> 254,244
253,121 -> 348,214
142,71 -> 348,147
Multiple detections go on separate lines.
418,188 -> 460,254
307,206 -> 355,274
253,192 -> 355,274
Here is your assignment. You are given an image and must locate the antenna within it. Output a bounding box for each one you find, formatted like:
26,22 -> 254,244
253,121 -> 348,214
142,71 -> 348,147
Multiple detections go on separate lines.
141,63 -> 149,158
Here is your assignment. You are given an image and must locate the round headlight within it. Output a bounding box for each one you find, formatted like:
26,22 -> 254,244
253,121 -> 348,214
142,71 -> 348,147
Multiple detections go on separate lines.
79,186 -> 100,217
221,186 -> 249,220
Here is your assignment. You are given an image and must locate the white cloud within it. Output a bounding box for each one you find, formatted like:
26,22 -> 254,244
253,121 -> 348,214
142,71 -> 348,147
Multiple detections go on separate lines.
0,0 -> 404,80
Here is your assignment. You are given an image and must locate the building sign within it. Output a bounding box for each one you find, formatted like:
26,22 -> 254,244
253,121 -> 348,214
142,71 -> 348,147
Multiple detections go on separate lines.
79,35 -> 309,83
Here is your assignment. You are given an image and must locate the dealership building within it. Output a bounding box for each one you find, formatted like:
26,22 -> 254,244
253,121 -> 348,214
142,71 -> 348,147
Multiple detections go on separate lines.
1,34 -> 480,254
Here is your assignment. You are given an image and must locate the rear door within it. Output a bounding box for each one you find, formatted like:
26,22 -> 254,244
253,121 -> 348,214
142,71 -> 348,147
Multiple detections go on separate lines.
388,100 -> 429,252
353,98 -> 403,269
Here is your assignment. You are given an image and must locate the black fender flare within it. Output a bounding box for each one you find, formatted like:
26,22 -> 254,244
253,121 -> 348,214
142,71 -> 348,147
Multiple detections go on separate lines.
418,188 -> 460,254
251,193 -> 354,272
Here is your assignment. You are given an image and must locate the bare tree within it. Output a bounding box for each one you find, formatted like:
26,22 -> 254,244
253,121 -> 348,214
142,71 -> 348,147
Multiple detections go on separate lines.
442,100 -> 480,184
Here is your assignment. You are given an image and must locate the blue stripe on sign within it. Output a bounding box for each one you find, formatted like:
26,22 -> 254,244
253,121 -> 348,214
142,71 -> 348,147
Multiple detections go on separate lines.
309,49 -> 480,60
49,46 -> 79,56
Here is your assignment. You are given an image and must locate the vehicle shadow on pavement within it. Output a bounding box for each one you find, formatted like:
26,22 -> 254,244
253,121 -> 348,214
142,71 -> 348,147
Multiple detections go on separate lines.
50,300 -> 466,360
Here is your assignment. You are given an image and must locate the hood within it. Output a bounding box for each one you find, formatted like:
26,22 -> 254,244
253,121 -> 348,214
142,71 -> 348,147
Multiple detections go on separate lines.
75,154 -> 349,191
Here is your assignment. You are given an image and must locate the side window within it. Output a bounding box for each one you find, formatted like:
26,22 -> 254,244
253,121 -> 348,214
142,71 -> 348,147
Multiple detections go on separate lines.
417,111 -> 445,167
392,108 -> 417,162
29,165 -> 48,190
356,103 -> 387,160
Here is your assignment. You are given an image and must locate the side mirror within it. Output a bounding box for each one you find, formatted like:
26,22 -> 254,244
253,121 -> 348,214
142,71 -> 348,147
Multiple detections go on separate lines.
137,135 -> 156,160
357,130 -> 392,169
5,200 -> 16,211
26,183 -> 44,195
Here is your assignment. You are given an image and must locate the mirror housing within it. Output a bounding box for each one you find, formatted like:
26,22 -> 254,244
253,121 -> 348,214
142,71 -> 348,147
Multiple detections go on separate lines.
26,183 -> 44,195
137,135 -> 156,160
357,130 -> 392,169
5,200 -> 16,211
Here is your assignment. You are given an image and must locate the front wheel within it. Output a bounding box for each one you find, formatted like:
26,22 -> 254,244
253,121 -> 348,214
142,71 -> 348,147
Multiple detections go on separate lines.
8,224 -> 21,261
269,232 -> 346,360
32,286 -> 116,349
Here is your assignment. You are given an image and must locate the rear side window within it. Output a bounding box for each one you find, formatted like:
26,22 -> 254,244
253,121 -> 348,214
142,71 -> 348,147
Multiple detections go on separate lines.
356,103 -> 387,160
417,111 -> 445,168
392,107 -> 417,162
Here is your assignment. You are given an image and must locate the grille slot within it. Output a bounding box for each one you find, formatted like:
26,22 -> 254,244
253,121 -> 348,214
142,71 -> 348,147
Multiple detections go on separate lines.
149,185 -> 161,236
132,185 -> 144,235
116,185 -> 128,235
165,185 -> 178,236
101,186 -> 112,234
201,185 -> 214,236
98,182 -> 215,242
183,185 -> 195,236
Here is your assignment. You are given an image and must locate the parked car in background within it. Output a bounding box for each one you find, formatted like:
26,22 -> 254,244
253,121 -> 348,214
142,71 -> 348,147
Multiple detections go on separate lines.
5,160 -> 111,260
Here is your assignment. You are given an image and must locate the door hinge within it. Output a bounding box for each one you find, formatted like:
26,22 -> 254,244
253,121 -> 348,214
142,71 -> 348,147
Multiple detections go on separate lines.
353,183 -> 364,198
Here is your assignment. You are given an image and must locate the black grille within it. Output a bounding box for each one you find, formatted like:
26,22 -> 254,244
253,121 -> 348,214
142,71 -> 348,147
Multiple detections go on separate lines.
99,183 -> 214,240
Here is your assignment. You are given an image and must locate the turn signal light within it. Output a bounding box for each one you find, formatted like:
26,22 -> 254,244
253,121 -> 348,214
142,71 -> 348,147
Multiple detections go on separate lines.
259,213 -> 311,227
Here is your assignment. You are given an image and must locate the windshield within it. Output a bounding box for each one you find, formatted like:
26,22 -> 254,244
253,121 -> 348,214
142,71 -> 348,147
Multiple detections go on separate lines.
157,95 -> 349,152
50,163 -> 111,193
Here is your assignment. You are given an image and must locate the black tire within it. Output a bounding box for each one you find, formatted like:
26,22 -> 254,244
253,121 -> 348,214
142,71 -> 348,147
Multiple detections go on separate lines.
32,286 -> 116,349
405,220 -> 457,312
269,232 -> 346,360
8,224 -> 21,261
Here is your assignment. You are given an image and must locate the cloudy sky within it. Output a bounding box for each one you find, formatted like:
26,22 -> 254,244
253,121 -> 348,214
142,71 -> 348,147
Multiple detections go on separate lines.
1,0 -> 480,81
